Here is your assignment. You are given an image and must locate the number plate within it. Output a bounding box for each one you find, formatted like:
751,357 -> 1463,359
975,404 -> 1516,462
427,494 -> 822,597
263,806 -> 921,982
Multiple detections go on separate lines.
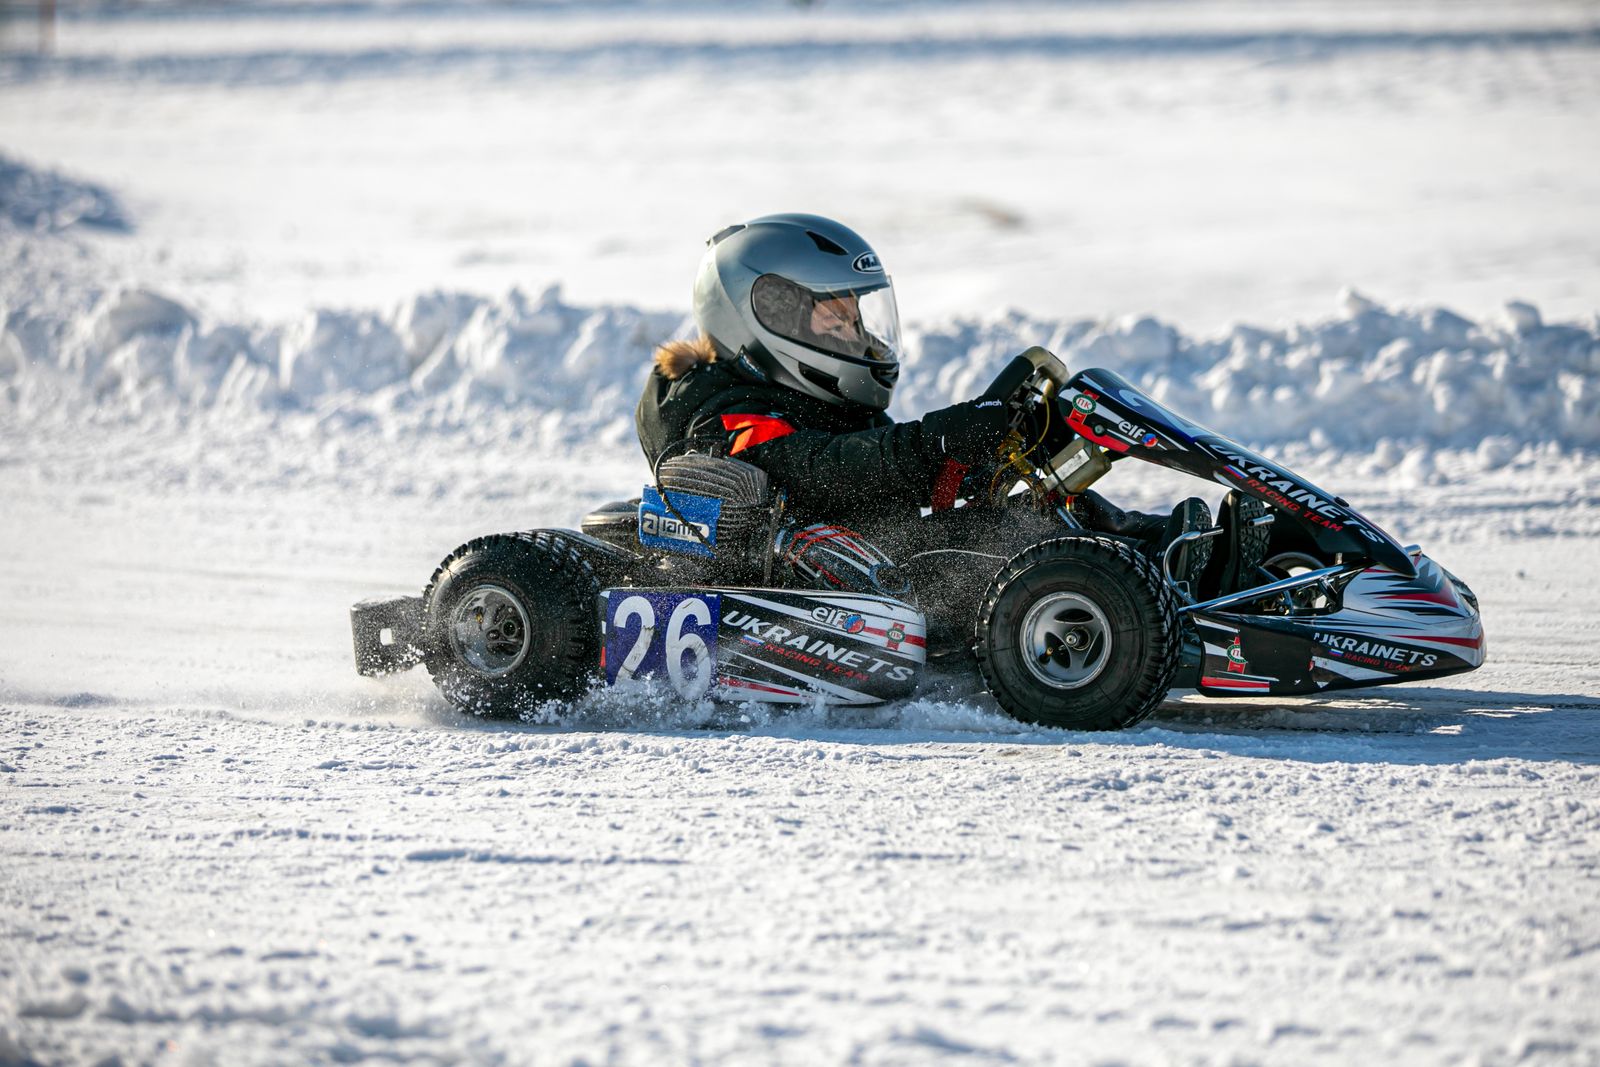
599,587 -> 925,706
601,591 -> 721,698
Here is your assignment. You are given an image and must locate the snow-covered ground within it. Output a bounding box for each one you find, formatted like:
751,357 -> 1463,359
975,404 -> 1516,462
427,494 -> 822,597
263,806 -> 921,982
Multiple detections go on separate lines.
3,2 -> 1599,1064
2,456 -> 1598,1066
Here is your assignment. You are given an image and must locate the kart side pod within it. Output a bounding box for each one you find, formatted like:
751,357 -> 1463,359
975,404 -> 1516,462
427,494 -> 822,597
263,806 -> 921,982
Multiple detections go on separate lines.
597,587 -> 926,706
350,581 -> 928,707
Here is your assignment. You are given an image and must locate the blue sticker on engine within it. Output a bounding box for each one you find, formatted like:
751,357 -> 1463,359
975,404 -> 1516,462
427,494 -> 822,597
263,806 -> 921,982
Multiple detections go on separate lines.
638,487 -> 720,558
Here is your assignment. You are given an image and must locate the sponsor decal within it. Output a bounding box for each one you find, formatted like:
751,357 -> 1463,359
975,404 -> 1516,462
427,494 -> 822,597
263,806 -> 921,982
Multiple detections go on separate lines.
811,605 -> 867,634
1066,390 -> 1132,453
866,621 -> 923,654
638,487 -> 719,558
1114,417 -> 1151,442
1208,441 -> 1348,531
726,608 -> 914,681
1225,635 -> 1248,674
1064,382 -> 1156,448
852,251 -> 883,273
1315,631 -> 1438,670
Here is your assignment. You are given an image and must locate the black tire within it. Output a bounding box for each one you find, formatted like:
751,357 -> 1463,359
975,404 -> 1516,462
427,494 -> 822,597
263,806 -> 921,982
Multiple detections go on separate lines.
421,531 -> 600,718
975,535 -> 1181,731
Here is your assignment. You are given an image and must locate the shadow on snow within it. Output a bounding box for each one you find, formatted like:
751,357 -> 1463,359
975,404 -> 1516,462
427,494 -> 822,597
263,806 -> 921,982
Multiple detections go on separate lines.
434,681 -> 1600,768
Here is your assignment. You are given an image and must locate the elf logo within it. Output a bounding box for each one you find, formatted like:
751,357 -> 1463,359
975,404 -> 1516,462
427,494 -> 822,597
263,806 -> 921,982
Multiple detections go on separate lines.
811,606 -> 867,633
1116,418 -> 1151,442
852,252 -> 883,274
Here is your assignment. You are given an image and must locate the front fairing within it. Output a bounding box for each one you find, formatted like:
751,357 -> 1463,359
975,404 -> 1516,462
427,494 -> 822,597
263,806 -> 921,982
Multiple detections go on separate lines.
1187,550 -> 1485,695
1059,368 -> 1416,576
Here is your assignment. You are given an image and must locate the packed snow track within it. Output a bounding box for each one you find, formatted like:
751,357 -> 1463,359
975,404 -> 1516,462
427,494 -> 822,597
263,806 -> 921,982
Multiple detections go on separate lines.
3,0 -> 1599,1062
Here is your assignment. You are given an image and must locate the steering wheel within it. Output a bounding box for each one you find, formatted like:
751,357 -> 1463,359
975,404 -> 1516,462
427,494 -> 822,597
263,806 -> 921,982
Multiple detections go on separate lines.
979,346 -> 1071,406
975,346 -> 1072,503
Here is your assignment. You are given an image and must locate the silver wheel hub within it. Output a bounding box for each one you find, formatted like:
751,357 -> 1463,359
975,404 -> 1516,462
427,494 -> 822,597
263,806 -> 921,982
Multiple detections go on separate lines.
1020,592 -> 1113,690
448,584 -> 532,677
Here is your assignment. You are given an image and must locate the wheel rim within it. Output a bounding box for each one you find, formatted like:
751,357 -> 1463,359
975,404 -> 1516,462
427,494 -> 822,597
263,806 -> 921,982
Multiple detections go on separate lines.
1262,551 -> 1323,579
447,584 -> 532,677
1019,592 -> 1113,690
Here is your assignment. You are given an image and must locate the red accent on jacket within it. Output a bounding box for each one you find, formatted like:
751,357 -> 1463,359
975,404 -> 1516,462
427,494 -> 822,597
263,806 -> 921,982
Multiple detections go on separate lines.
721,413 -> 797,455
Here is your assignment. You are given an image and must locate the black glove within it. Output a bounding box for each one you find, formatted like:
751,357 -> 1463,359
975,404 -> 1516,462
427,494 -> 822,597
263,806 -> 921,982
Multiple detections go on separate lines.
921,398 -> 1010,466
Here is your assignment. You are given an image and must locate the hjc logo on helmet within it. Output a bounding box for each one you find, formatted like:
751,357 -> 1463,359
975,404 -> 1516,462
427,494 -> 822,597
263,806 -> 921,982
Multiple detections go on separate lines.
852,252 -> 883,273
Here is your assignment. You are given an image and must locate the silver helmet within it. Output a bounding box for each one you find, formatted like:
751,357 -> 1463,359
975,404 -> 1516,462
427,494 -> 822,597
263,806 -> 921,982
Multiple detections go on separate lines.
693,213 -> 902,410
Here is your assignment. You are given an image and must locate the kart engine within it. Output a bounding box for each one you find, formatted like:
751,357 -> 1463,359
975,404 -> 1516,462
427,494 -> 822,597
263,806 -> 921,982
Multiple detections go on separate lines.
647,453 -> 781,579
643,454 -> 906,597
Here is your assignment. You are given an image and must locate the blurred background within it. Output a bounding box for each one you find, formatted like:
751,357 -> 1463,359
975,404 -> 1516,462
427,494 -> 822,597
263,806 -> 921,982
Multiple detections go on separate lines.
3,0 -> 1597,334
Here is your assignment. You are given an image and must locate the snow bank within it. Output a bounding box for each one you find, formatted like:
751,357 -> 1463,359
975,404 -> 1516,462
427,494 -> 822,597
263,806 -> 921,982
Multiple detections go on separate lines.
900,289 -> 1600,454
0,154 -> 130,234
4,282 -> 1595,454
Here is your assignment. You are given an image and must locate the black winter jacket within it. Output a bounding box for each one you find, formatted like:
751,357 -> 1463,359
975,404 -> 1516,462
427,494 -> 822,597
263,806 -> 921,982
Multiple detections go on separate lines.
634,340 -> 1002,540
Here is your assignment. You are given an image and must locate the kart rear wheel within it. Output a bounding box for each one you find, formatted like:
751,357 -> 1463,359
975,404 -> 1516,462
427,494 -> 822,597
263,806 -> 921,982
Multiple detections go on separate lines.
976,536 -> 1181,731
422,532 -> 600,718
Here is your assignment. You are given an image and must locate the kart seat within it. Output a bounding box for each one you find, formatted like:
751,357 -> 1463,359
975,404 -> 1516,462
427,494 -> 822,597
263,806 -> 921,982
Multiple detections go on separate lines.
1195,491 -> 1273,598
580,498 -> 640,551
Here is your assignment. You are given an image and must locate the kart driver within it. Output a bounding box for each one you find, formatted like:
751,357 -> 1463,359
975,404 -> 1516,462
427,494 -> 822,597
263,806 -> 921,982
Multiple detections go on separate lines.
635,213 -> 1206,651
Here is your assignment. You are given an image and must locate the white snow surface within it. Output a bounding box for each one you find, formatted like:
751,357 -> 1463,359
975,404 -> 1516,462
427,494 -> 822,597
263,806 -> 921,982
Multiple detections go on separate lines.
2,468 -> 1598,1067
3,3 -> 1600,1065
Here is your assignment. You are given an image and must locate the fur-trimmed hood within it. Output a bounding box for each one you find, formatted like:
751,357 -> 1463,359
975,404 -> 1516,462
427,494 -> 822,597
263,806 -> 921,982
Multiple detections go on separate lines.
652,335 -> 718,380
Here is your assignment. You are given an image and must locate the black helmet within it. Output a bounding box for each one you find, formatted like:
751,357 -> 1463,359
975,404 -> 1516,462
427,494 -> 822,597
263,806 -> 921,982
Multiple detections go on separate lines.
693,213 -> 902,410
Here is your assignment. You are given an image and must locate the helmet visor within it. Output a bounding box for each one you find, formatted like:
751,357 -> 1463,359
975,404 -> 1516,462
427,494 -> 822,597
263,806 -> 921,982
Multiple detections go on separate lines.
751,274 -> 901,365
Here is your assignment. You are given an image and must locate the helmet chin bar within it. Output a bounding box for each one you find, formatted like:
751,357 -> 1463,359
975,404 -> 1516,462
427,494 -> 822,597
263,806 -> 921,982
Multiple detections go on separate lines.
775,346 -> 895,411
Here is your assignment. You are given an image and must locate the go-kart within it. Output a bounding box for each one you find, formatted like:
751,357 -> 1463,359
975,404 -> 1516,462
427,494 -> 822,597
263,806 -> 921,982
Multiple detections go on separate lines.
350,348 -> 1485,730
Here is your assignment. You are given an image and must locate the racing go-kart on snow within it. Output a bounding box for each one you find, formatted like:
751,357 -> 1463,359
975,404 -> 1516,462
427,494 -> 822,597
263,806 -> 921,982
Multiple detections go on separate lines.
350,349 -> 1485,730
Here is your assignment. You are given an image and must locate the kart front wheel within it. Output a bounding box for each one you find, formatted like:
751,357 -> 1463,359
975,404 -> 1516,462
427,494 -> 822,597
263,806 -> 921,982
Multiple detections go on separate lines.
975,536 -> 1181,731
421,532 -> 600,718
